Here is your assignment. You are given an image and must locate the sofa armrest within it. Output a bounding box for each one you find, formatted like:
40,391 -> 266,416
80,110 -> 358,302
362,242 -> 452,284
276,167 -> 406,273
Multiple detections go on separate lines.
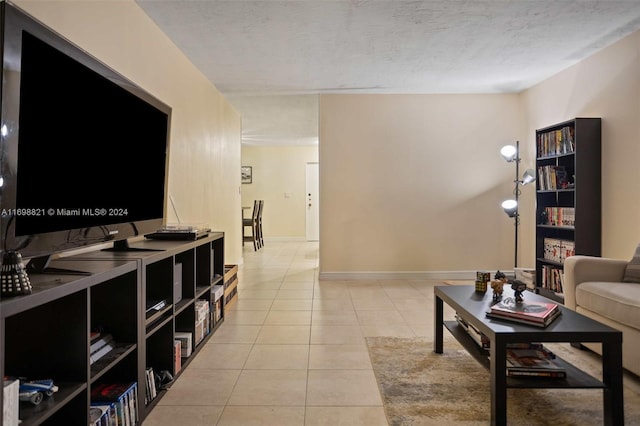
563,255 -> 628,310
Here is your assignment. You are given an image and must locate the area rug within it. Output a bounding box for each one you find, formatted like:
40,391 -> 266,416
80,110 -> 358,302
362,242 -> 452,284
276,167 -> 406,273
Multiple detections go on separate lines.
366,336 -> 640,426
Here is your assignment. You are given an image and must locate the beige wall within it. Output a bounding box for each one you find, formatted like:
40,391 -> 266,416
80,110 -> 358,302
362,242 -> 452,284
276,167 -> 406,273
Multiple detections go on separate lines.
241,145 -> 319,240
522,30 -> 640,260
319,30 -> 640,278
319,94 -> 529,278
16,0 -> 244,265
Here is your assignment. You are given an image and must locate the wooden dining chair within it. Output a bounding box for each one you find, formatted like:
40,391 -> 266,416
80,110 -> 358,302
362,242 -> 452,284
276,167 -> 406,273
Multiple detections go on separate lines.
256,200 -> 264,249
242,200 -> 260,251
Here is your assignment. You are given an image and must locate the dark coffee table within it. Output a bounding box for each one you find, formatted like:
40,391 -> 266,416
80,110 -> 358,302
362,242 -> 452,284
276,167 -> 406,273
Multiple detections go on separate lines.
434,285 -> 623,426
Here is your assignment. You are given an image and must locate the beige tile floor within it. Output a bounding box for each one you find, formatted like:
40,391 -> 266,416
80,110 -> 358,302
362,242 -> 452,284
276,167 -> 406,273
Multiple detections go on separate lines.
143,241 -> 640,425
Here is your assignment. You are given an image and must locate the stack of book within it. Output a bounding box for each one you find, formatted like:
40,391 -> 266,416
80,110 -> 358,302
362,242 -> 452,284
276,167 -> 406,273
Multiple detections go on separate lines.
486,297 -> 561,327
514,268 -> 536,290
506,343 -> 567,378
455,313 -> 490,350
90,333 -> 115,365
91,382 -> 138,425
145,368 -> 158,404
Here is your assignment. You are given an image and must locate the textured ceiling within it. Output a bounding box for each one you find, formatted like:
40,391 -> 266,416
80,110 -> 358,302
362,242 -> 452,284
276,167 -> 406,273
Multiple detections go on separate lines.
136,0 -> 640,145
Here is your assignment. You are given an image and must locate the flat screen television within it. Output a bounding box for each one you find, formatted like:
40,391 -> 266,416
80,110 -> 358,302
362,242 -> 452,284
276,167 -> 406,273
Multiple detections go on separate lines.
0,2 -> 171,272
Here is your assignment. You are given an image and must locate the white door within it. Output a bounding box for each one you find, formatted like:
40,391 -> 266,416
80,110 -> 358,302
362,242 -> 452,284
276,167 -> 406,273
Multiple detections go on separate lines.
306,162 -> 319,241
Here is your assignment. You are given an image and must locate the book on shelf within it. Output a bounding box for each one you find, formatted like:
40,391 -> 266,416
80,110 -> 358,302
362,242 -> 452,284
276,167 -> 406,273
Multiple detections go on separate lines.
544,206 -> 575,227
90,342 -> 115,364
543,238 -> 575,263
175,332 -> 193,357
537,165 -> 571,191
174,340 -> 182,374
146,299 -> 168,316
3,378 -> 19,426
487,309 -> 561,328
145,368 -> 158,404
514,268 -> 536,289
506,345 -> 567,378
455,313 -> 489,350
91,382 -> 138,426
90,333 -> 116,365
487,297 -> 561,327
91,333 -> 114,354
537,126 -> 574,157
90,403 -> 118,426
541,265 -> 565,294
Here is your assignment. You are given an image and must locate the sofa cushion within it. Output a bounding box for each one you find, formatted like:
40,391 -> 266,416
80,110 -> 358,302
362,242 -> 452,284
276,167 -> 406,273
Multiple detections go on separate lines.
623,243 -> 640,283
575,281 -> 640,330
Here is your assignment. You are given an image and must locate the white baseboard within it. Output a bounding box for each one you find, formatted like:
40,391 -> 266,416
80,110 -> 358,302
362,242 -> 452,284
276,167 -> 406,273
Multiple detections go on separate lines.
318,269 -> 514,281
262,236 -> 309,242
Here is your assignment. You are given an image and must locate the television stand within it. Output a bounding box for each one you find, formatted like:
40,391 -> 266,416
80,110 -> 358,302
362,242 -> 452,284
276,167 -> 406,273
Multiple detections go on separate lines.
25,255 -> 91,275
102,239 -> 164,252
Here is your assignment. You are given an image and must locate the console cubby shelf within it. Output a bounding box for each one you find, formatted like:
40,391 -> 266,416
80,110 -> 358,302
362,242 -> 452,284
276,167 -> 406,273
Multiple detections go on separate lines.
534,118 -> 601,303
0,232 -> 225,425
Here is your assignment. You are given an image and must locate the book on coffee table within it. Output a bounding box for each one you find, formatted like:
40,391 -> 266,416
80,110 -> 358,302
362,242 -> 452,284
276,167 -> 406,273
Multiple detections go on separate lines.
486,296 -> 560,327
506,345 -> 567,378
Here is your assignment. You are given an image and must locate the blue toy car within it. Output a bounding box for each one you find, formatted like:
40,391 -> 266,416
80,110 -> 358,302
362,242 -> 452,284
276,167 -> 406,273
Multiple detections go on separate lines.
18,379 -> 59,405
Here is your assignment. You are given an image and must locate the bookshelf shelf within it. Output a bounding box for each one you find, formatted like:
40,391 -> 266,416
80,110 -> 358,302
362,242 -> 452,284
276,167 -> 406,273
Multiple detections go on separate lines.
535,118 -> 601,303
18,381 -> 87,426
0,233 -> 226,425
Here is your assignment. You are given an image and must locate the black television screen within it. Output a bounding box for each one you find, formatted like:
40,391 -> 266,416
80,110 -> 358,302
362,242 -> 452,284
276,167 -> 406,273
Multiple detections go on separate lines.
0,2 -> 171,267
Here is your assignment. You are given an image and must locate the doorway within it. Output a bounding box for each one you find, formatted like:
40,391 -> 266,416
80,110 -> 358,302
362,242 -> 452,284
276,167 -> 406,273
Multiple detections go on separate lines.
305,162 -> 319,241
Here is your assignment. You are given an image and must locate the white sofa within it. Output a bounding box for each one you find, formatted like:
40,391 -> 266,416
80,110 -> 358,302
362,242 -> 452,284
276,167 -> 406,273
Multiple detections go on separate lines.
564,255 -> 640,377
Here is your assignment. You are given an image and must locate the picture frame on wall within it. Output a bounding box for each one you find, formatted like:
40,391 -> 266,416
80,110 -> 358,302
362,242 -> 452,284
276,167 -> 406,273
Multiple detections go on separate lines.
241,166 -> 252,184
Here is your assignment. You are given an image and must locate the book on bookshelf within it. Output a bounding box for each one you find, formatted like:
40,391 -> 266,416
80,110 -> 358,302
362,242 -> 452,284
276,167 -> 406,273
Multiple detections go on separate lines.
543,238 -> 575,263
90,333 -> 116,364
541,265 -> 565,294
91,333 -> 114,353
506,346 -> 567,378
175,332 -> 193,357
90,403 -> 117,426
91,382 -> 138,426
145,368 -> 157,404
514,268 -> 536,289
543,207 -> 575,227
174,340 -> 182,374
3,378 -> 19,426
537,165 -> 572,191
537,125 -> 575,157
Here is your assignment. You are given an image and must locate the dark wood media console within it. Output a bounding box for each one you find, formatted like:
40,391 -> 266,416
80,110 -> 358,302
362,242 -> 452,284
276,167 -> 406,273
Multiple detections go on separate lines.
0,232 -> 225,425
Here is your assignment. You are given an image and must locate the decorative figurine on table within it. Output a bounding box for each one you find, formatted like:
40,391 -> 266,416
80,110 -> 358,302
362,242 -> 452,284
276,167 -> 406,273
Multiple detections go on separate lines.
490,279 -> 505,300
511,279 -> 527,303
490,271 -> 507,300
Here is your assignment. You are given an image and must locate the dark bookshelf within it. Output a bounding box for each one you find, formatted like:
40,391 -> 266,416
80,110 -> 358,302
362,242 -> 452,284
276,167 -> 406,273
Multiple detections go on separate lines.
535,118 -> 601,303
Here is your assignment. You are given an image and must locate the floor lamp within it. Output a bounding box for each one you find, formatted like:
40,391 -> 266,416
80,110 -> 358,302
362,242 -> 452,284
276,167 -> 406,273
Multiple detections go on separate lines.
500,141 -> 536,268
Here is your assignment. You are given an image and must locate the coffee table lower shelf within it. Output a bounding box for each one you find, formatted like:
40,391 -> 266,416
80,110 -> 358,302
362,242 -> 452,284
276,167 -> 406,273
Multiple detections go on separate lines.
443,320 -> 606,389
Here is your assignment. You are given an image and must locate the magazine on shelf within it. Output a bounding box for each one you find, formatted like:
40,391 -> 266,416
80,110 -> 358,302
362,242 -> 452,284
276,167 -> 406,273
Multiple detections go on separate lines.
488,296 -> 559,323
506,346 -> 567,378
455,313 -> 490,350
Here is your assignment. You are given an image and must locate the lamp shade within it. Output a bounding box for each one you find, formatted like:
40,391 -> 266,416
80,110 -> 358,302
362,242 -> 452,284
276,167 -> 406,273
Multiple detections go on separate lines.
501,199 -> 518,217
522,168 -> 536,185
500,145 -> 517,162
